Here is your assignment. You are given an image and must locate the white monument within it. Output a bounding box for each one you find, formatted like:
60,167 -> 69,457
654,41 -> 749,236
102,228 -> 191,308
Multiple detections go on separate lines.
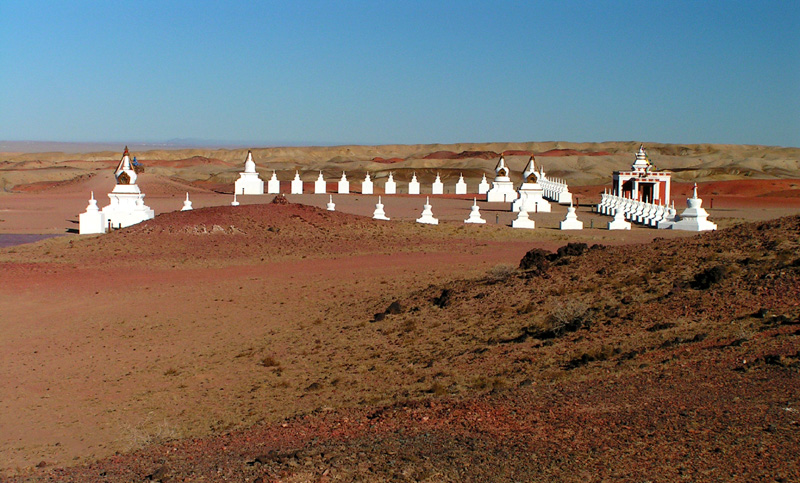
338,172 -> 350,194
362,173 -> 374,195
478,174 -> 490,195
234,150 -> 265,195
431,173 -> 444,195
608,209 -> 631,230
408,172 -> 420,195
486,156 -> 518,202
511,209 -> 535,229
101,147 -> 155,230
372,196 -> 390,220
559,202 -> 583,230
267,171 -> 280,194
511,156 -> 550,213
416,197 -> 438,225
384,172 -> 397,194
464,198 -> 486,224
291,171 -> 303,194
670,184 -> 717,231
181,192 -> 193,211
326,195 -> 336,211
79,192 -> 106,234
455,174 -> 467,195
314,171 -> 326,194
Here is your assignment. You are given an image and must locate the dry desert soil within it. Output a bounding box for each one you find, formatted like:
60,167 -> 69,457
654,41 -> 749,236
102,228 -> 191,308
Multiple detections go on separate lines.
1,142 -> 799,482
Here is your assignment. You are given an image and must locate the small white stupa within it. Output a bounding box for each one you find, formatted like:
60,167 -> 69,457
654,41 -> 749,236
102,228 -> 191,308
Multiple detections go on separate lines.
559,202 -> 583,230
486,156 -> 518,202
384,172 -> 397,194
362,173 -> 374,195
408,172 -> 420,195
234,150 -> 265,195
291,171 -> 303,194
231,193 -> 240,206
464,198 -> 486,224
314,171 -> 326,194
372,196 -> 390,220
338,172 -> 350,194
101,147 -> 155,230
511,156 -> 550,212
267,171 -> 280,194
79,191 -> 106,234
608,210 -> 631,230
181,192 -> 193,211
416,197 -> 438,225
455,173 -> 468,195
478,173 -> 490,195
431,173 -> 444,195
671,184 -> 717,231
326,195 -> 336,211
511,209 -> 535,229
658,202 -> 678,229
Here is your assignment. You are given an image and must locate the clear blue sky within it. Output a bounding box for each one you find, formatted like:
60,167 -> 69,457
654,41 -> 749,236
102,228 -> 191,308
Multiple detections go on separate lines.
1,1 -> 798,147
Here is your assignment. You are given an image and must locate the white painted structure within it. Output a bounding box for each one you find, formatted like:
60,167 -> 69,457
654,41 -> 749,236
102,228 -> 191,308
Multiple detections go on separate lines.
538,168 -> 573,205
559,202 -> 583,230
511,157 -> 550,213
478,174 -> 490,195
608,209 -> 631,230
464,198 -> 486,224
362,173 -> 374,194
267,171 -> 280,194
431,173 -> 444,195
101,147 -> 155,230
181,193 -> 193,211
291,171 -> 304,194
670,184 -> 717,231
234,150 -> 265,195
416,197 -> 438,225
79,192 -> 106,234
231,193 -> 240,206
326,195 -> 336,211
658,202 -> 678,229
372,196 -> 390,220
511,209 -> 535,229
408,173 -> 420,195
314,171 -> 326,194
612,145 -> 671,205
338,172 -> 350,194
384,172 -> 397,194
486,156 -> 518,202
455,174 -> 468,195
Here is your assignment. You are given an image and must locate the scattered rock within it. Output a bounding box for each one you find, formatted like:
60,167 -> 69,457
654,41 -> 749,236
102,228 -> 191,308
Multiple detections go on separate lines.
271,194 -> 290,205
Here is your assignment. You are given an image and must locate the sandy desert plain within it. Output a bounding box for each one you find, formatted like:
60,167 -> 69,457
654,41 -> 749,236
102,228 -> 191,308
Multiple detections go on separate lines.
1,141 -> 799,482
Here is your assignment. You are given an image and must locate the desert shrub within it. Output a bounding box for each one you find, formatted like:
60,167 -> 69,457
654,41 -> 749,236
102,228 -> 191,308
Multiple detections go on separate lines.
120,417 -> 181,451
487,263 -> 516,281
547,300 -> 590,336
690,265 -> 728,289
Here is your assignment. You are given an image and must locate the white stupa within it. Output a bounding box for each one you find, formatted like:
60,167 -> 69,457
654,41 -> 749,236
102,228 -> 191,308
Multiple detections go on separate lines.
511,209 -> 535,229
181,192 -> 193,211
559,202 -> 583,230
291,171 -> 303,194
670,184 -> 717,231
658,201 -> 678,229
234,150 -> 265,195
231,193 -> 240,206
478,173 -> 490,195
486,156 -> 518,202
416,197 -> 438,225
267,171 -> 280,194
431,172 -> 444,195
372,196 -> 390,220
464,198 -> 486,224
608,209 -> 631,230
408,172 -> 420,195
338,172 -> 350,194
384,172 -> 397,195
314,171 -> 327,194
362,173 -> 374,195
79,191 -> 106,234
101,147 -> 155,230
326,195 -> 336,211
511,156 -> 550,212
455,173 -> 467,195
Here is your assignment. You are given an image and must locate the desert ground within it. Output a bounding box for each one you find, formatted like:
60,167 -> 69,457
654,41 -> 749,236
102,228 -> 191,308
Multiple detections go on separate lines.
1,142 -> 799,481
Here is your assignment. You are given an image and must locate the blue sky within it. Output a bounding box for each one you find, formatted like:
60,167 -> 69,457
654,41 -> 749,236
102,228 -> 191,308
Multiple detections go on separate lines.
1,1 -> 798,147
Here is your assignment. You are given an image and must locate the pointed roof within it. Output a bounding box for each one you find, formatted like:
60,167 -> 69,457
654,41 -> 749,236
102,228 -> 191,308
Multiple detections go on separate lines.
244,150 -> 256,173
632,144 -> 650,171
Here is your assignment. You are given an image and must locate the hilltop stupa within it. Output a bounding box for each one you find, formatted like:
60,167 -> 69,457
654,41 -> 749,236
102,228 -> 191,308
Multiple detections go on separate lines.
234,151 -> 264,195
486,156 -> 518,202
511,156 -> 550,213
101,147 -> 155,230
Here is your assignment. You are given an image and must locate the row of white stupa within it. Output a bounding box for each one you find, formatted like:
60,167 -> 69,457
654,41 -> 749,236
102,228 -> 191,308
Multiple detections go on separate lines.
598,184 -> 717,231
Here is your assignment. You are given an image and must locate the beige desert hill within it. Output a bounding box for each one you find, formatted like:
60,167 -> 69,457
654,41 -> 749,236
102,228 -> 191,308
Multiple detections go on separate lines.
3,142 -> 800,192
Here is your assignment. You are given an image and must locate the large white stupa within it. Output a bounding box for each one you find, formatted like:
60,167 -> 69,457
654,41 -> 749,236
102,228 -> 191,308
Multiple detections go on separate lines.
486,156 -> 518,202
234,150 -> 264,195
511,156 -> 550,213
670,184 -> 717,231
101,147 -> 154,230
